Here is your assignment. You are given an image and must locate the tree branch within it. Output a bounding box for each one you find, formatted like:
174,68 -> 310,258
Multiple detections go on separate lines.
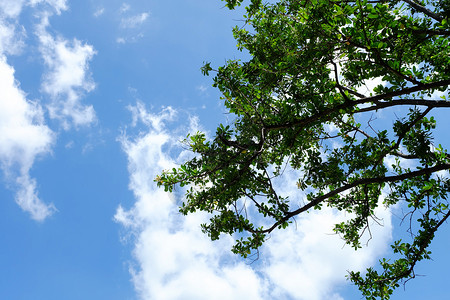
258,163 -> 450,234
402,0 -> 444,22
355,98 -> 450,113
266,79 -> 450,130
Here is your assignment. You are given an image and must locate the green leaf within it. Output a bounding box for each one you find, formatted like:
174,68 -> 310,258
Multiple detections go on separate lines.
157,0 -> 450,298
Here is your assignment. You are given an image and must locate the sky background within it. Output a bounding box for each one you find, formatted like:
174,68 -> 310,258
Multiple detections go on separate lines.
0,1 -> 449,299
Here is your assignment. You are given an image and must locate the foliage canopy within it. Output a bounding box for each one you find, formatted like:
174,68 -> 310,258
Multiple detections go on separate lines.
158,0 -> 449,298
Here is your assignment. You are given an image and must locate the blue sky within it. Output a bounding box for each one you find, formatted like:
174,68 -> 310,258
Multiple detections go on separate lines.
0,1 -> 448,299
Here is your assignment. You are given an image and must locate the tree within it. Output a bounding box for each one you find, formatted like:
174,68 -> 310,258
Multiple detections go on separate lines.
157,0 -> 449,298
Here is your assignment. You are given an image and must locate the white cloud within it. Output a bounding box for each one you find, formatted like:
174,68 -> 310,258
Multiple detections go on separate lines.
0,0 -> 29,57
37,15 -> 97,129
0,0 -> 99,220
127,101 -> 176,130
119,3 -> 131,14
116,37 -> 125,44
0,0 -> 99,221
0,0 -> 27,18
117,103 -> 394,300
431,88 -> 448,100
115,33 -> 144,44
196,84 -> 208,95
120,12 -> 149,29
93,7 -> 105,18
0,0 -> 71,221
256,159 -> 392,300
116,3 -> 150,43
0,18 -> 26,55
29,0 -> 68,15
357,76 -> 385,97
263,206 -> 391,300
15,174 -> 57,221
0,55 -> 56,221
116,104 -> 266,300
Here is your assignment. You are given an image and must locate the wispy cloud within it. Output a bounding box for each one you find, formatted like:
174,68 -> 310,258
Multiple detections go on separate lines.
0,0 -> 63,221
197,85 -> 208,93
0,0 -> 100,220
37,14 -> 97,129
116,3 -> 150,44
93,7 -> 105,18
116,33 -> 144,44
119,3 -> 131,14
120,12 -> 149,29
117,103 -> 393,300
29,0 -> 68,15
116,37 -> 126,44
0,55 -> 56,221
0,15 -> 26,55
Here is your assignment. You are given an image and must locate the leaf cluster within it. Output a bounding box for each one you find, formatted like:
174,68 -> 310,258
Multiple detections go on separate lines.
158,0 -> 450,298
